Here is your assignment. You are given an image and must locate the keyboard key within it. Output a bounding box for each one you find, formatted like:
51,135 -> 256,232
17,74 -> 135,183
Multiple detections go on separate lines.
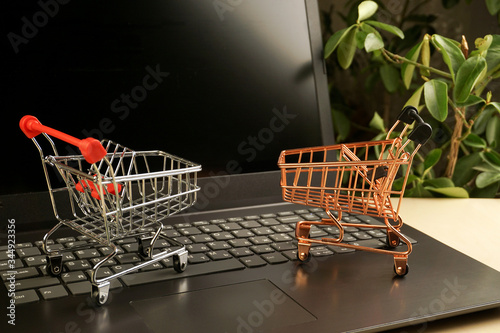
188,254 -> 210,264
269,233 -> 293,242
228,239 -> 252,248
239,220 -> 261,228
271,242 -> 296,252
352,232 -> 372,240
178,227 -> 201,236
220,223 -> 242,231
206,251 -> 232,261
24,255 -> 47,267
199,225 -> 222,233
65,260 -> 91,271
240,255 -> 267,268
120,259 -> 244,287
250,245 -> 274,254
249,236 -> 272,245
8,276 -> 59,291
261,253 -> 288,264
39,285 -> 68,300
349,239 -> 386,249
228,248 -> 253,257
259,218 -> 280,226
1,267 -> 39,281
211,232 -> 234,241
251,227 -> 274,236
282,250 -> 298,260
67,280 -> 122,296
116,253 -> 142,264
277,215 -> 302,223
207,241 -> 231,251
232,230 -> 254,238
186,244 -> 210,253
16,247 -> 41,258
12,289 -> 39,305
0,259 -> 24,270
75,249 -> 101,259
189,234 -> 214,243
61,271 -> 88,283
310,247 -> 334,257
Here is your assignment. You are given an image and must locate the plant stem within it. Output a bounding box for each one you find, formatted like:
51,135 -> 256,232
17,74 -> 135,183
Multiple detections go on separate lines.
382,49 -> 453,79
444,109 -> 464,178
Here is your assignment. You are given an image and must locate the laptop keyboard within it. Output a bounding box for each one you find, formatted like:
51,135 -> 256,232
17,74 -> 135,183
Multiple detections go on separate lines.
1,208 -> 411,305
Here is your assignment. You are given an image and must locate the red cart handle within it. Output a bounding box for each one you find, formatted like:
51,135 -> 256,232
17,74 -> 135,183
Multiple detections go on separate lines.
20,115 -> 107,164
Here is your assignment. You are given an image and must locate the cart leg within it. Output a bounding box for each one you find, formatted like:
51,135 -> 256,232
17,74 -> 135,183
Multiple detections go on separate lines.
138,236 -> 154,258
46,254 -> 63,276
394,256 -> 409,276
297,242 -> 311,262
92,281 -> 110,305
173,249 -> 188,273
386,229 -> 401,248
296,222 -> 311,262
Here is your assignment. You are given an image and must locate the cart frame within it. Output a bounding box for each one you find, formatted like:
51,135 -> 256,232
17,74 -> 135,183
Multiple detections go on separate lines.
278,106 -> 431,276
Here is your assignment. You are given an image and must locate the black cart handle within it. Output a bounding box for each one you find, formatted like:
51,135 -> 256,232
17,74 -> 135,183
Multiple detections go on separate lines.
397,106 -> 432,145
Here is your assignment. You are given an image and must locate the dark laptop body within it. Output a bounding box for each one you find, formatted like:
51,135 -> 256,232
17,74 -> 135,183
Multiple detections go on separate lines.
2,1 -> 500,332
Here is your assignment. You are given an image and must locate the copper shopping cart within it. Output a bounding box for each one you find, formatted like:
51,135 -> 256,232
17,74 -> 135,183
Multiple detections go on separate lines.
278,106 -> 432,276
20,115 -> 201,304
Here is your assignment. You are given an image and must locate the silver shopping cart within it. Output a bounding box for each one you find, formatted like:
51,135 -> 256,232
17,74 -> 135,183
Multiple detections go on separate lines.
20,115 -> 201,304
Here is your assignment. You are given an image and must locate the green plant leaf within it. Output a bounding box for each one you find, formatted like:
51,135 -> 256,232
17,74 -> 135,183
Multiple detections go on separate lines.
337,26 -> 358,69
480,151 -> 500,171
486,0 -> 500,15
475,171 -> 500,188
487,102 -> 500,114
485,35 -> 500,75
453,152 -> 482,186
369,111 -> 385,132
423,177 -> 454,188
420,35 -> 431,77
470,182 -> 500,198
401,42 -> 422,89
324,27 -> 349,59
332,108 -> 351,141
431,34 -> 465,81
393,174 -> 419,191
473,107 -> 496,135
486,115 -> 500,146
423,148 -> 442,173
455,94 -> 485,107
364,32 -> 384,52
357,1 -> 378,22
424,80 -> 448,121
453,56 -> 487,103
425,187 -> 469,198
380,63 -> 400,93
364,20 -> 404,39
463,133 -> 487,148
404,84 -> 424,108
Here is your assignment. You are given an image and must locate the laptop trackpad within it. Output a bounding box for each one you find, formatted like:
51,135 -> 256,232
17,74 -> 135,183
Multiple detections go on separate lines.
130,279 -> 316,332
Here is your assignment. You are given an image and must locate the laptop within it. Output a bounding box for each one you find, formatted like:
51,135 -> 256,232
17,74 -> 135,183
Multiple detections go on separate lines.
2,0 -> 500,332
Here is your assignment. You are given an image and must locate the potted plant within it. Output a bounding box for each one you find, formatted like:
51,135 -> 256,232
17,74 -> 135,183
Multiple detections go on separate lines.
324,0 -> 500,198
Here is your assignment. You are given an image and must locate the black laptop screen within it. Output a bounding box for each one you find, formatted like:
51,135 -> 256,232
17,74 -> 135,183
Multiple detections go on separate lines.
2,0 -> 331,194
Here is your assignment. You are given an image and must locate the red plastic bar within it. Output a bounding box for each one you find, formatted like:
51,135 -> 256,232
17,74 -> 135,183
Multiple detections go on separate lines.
20,115 -> 107,164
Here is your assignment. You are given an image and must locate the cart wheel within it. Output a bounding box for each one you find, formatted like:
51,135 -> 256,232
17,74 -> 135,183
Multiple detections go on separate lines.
394,263 -> 409,276
173,253 -> 188,273
386,233 -> 400,248
92,283 -> 110,306
297,251 -> 311,263
46,255 -> 63,276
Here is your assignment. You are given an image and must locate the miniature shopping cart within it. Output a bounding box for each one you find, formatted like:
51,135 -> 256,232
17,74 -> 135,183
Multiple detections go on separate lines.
278,106 -> 432,276
20,115 -> 201,304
